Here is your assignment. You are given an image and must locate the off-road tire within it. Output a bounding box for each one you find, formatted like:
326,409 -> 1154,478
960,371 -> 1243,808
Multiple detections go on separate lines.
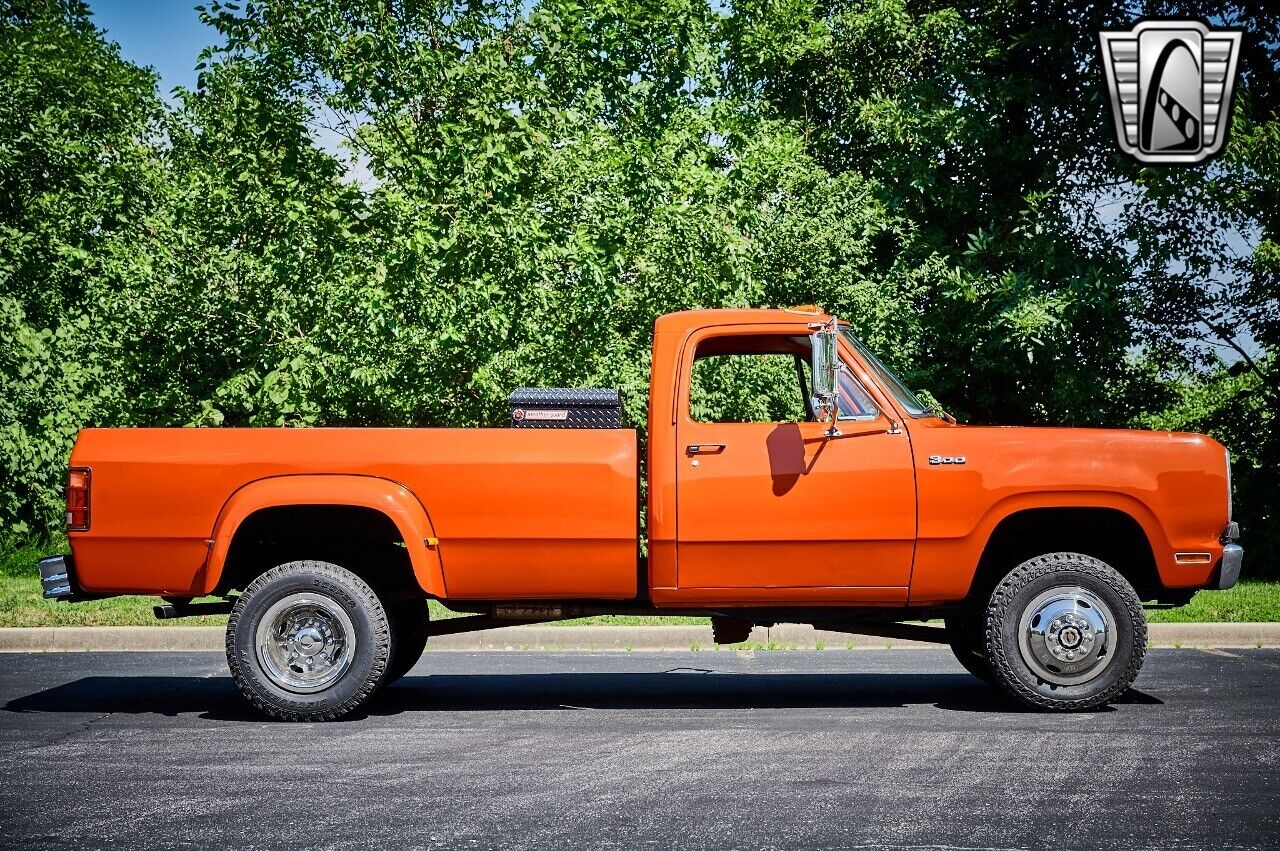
384,599 -> 431,685
986,552 -> 1146,711
945,614 -> 995,683
226,560 -> 392,721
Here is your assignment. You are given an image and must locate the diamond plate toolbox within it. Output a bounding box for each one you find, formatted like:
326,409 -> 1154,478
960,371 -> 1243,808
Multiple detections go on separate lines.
508,387 -> 622,429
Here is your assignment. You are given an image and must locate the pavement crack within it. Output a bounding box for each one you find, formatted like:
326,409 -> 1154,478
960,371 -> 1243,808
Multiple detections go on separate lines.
11,658 -> 228,753
16,708 -> 115,753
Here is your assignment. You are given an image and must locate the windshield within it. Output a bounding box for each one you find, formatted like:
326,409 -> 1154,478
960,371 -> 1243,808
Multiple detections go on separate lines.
841,330 -> 933,417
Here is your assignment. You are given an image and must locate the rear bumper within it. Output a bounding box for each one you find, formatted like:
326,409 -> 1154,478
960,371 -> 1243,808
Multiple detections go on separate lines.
38,554 -> 78,599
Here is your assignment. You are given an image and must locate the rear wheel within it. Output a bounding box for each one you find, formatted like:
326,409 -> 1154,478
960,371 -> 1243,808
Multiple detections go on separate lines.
985,552 -> 1146,711
226,560 -> 392,721
384,599 -> 430,685
945,614 -> 994,683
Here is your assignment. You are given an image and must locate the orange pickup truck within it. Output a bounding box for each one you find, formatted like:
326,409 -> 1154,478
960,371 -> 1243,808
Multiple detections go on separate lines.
38,308 -> 1241,719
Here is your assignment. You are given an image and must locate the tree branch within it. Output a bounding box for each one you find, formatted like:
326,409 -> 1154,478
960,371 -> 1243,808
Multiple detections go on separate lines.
1194,309 -> 1270,387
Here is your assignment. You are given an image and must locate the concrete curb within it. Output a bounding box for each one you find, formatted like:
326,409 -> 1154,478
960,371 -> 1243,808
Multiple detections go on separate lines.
1,622 -> 1278,652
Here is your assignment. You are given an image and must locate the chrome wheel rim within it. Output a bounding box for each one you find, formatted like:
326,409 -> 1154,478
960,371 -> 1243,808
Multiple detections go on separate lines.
255,593 -> 356,694
1017,586 -> 1117,686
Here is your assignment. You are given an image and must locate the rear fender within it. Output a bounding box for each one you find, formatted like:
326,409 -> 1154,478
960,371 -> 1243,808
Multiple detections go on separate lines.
200,475 -> 445,597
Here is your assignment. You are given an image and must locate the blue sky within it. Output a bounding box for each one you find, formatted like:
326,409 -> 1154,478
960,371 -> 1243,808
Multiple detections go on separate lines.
86,0 -> 374,184
87,0 -> 217,92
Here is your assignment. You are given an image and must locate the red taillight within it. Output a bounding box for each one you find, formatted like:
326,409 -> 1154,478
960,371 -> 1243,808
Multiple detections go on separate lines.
66,467 -> 91,532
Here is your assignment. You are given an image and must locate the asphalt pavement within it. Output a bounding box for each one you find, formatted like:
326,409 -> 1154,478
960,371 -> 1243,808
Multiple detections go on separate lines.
1,648 -> 1277,850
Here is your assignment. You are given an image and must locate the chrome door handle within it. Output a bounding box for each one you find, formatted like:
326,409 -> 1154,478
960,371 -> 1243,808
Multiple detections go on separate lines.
686,444 -> 726,455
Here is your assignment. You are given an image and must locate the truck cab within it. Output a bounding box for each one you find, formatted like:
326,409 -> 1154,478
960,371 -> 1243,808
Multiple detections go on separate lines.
648,309 -> 918,606
39,307 -> 1242,719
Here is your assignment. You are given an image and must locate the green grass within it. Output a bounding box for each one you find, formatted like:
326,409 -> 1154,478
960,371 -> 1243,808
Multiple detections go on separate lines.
2,538 -> 1276,627
1146,581 -> 1280,623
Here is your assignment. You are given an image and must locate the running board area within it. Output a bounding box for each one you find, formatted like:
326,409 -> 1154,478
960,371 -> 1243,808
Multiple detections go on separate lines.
809,621 -> 950,644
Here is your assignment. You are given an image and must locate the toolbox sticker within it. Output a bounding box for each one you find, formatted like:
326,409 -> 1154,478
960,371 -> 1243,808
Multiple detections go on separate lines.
514,409 -> 570,421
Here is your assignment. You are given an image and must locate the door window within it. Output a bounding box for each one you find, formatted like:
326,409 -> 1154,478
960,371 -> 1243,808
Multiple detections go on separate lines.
688,335 -> 878,424
691,353 -> 807,423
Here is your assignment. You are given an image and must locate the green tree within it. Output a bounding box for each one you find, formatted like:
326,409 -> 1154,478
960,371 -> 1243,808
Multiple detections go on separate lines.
0,0 -> 166,534
192,0 -> 918,436
1,0 -> 1275,579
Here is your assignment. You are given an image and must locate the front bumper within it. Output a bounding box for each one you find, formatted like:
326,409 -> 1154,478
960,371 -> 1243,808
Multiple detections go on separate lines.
38,554 -> 77,599
1218,545 -> 1244,590
1217,522 -> 1243,590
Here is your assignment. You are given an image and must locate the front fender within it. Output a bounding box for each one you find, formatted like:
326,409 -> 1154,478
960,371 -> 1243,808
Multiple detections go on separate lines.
971,490 -> 1173,561
909,489 -> 1176,604
199,475 -> 446,597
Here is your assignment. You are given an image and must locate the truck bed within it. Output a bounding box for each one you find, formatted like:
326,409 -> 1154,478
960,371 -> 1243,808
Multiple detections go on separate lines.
68,428 -> 639,599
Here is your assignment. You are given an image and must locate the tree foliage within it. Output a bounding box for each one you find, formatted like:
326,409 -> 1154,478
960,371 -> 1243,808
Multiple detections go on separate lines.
1,0 -> 1276,573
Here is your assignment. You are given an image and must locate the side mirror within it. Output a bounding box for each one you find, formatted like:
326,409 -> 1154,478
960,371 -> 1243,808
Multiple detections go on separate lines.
809,317 -> 840,436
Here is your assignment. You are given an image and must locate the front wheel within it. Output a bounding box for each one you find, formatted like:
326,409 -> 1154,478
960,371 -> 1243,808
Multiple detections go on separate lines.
985,552 -> 1147,711
226,560 -> 393,721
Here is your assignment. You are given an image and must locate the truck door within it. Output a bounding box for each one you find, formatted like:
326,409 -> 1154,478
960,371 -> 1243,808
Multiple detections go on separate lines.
674,327 -> 917,603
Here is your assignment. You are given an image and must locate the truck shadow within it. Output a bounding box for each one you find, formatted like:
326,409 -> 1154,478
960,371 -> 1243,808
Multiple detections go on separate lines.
2,672 -> 1161,721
